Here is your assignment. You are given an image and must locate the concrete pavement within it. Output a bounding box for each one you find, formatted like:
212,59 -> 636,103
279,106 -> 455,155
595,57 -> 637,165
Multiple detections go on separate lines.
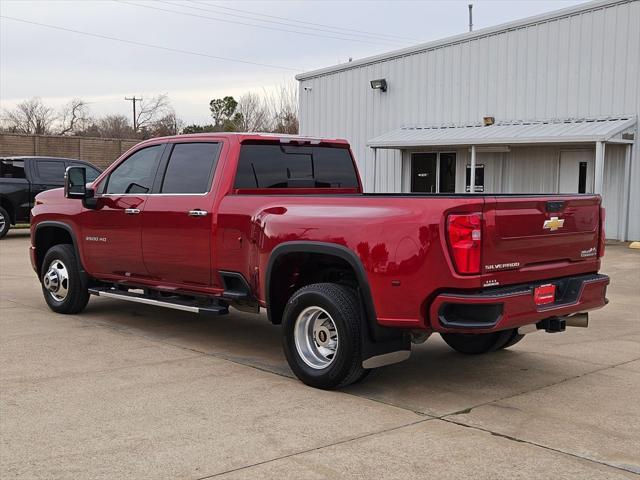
1,229 -> 639,479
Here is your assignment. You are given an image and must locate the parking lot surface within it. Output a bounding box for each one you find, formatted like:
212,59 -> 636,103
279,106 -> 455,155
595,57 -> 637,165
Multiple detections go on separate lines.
1,229 -> 639,479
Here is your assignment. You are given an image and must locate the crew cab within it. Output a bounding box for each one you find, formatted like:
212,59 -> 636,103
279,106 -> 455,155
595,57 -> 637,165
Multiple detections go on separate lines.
29,134 -> 609,389
0,156 -> 101,238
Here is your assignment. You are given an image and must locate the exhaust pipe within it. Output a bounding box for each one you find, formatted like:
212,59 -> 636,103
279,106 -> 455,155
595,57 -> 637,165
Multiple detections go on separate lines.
517,324 -> 538,335
566,312 -> 589,328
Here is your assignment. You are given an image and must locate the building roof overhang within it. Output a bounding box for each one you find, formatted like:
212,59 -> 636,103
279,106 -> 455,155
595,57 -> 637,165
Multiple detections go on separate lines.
367,117 -> 637,149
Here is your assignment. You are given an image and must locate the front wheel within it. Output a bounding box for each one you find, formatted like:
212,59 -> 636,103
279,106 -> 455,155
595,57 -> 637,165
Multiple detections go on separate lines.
0,206 -> 10,238
441,329 -> 523,354
282,283 -> 370,389
41,244 -> 90,314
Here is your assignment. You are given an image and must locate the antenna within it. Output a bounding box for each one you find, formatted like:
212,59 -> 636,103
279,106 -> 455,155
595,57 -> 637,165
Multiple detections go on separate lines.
468,4 -> 473,32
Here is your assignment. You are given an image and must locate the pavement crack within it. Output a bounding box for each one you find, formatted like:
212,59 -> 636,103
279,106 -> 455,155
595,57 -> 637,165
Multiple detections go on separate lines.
440,417 -> 640,476
444,356 -> 640,418
193,417 -> 435,480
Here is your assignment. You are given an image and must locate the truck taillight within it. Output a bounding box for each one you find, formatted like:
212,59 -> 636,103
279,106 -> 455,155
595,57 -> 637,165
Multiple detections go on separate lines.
598,207 -> 606,258
447,213 -> 482,274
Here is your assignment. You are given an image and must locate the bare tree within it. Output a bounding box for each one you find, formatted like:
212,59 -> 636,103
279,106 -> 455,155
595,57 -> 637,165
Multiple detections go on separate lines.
233,92 -> 270,132
2,97 -> 56,134
265,82 -> 299,134
135,94 -> 172,131
58,98 -> 90,135
95,114 -> 135,139
146,111 -> 183,138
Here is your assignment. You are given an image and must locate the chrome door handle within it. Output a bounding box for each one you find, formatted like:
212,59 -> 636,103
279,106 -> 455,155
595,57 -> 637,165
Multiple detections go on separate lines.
125,208 -> 141,215
188,209 -> 208,217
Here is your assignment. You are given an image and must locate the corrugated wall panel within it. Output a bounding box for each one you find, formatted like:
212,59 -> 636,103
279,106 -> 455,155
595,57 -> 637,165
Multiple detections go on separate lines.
602,144 -> 626,236
626,0 -> 640,240
299,0 -> 639,236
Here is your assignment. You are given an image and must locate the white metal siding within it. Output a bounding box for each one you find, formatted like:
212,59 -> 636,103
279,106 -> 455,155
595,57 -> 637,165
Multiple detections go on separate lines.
298,0 -> 640,239
602,144 -> 627,236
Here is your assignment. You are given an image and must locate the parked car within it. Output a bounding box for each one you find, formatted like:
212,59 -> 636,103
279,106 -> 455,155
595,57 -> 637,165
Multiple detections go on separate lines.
0,156 -> 101,238
29,134 -> 609,389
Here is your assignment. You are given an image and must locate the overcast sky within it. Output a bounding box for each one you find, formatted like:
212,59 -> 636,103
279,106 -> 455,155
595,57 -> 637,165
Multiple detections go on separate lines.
1,0 -> 589,125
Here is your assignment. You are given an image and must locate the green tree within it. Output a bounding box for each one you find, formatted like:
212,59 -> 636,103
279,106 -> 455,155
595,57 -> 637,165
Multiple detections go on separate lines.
209,96 -> 237,129
182,124 -> 217,134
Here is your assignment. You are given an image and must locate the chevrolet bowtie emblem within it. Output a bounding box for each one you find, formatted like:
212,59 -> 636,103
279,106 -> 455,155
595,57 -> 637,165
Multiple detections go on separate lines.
543,216 -> 565,231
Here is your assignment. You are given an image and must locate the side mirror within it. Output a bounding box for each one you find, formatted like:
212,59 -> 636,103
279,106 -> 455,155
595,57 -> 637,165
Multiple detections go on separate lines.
64,166 -> 87,199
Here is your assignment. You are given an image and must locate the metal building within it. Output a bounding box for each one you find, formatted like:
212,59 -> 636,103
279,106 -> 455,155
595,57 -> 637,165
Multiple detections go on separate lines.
296,0 -> 640,241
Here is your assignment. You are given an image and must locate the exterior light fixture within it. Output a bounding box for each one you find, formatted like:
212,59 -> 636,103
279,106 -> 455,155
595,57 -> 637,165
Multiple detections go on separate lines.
370,79 -> 387,92
483,116 -> 495,126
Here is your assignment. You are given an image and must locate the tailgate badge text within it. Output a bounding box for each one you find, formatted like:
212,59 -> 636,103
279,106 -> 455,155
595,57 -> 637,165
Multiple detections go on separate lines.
485,262 -> 520,271
581,247 -> 597,258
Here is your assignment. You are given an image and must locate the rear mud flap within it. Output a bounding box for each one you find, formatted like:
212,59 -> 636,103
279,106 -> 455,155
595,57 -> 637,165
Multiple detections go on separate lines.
360,321 -> 411,369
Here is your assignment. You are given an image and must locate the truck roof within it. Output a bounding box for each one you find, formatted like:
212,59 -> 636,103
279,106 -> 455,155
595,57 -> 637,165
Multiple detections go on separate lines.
0,156 -> 85,161
137,132 -> 350,147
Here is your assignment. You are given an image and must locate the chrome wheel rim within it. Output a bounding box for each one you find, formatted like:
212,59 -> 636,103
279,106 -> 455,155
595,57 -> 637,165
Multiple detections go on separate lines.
294,306 -> 339,369
0,212 -> 5,231
43,259 -> 69,302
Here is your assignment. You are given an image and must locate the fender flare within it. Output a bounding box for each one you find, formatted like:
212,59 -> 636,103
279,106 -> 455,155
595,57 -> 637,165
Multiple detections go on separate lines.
33,221 -> 87,278
265,241 -> 400,344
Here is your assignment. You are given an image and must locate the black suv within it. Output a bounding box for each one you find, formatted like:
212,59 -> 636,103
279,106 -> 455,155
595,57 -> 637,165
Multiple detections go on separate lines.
0,156 -> 101,238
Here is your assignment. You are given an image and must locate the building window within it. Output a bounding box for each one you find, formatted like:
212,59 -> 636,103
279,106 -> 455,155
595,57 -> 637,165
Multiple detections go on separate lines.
465,164 -> 485,192
411,152 -> 456,193
578,161 -> 587,194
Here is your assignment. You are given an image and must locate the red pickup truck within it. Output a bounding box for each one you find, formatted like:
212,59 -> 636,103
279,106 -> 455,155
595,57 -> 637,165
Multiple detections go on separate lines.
30,133 -> 609,389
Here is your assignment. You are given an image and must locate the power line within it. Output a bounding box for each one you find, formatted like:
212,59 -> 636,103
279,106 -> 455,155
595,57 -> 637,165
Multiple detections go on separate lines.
187,0 -> 420,43
117,0 -> 403,47
176,0 -> 415,44
0,15 -> 302,71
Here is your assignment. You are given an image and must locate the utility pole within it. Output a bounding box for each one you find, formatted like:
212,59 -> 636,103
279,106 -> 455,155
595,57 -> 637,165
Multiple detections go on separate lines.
124,96 -> 142,131
468,4 -> 473,32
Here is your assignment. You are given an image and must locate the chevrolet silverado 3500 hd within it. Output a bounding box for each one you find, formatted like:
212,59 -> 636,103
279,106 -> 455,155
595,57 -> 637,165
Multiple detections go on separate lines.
30,133 -> 609,389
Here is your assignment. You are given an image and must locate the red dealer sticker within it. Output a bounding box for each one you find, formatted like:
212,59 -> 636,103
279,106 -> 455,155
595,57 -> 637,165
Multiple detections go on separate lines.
534,284 -> 556,305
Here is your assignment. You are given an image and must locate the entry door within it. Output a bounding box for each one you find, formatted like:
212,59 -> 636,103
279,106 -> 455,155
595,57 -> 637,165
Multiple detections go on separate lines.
558,150 -> 595,193
141,142 -> 221,287
411,153 -> 456,193
80,144 -> 165,278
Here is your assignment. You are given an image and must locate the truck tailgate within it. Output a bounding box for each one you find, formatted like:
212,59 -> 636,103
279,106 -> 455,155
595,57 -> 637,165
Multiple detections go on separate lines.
482,195 -> 601,274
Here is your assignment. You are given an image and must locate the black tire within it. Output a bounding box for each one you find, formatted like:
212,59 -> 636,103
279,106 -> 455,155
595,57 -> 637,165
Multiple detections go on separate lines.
0,206 -> 10,239
41,244 -> 90,314
282,283 -> 370,389
441,329 -> 519,355
496,329 -> 525,350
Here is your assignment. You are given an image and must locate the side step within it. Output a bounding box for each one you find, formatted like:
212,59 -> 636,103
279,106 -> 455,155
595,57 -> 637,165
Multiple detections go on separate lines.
88,287 -> 229,315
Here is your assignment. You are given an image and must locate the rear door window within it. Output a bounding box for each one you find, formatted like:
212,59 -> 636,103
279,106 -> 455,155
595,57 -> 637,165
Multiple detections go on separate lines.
160,143 -> 221,194
34,160 -> 66,184
0,160 -> 26,179
234,144 -> 359,189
